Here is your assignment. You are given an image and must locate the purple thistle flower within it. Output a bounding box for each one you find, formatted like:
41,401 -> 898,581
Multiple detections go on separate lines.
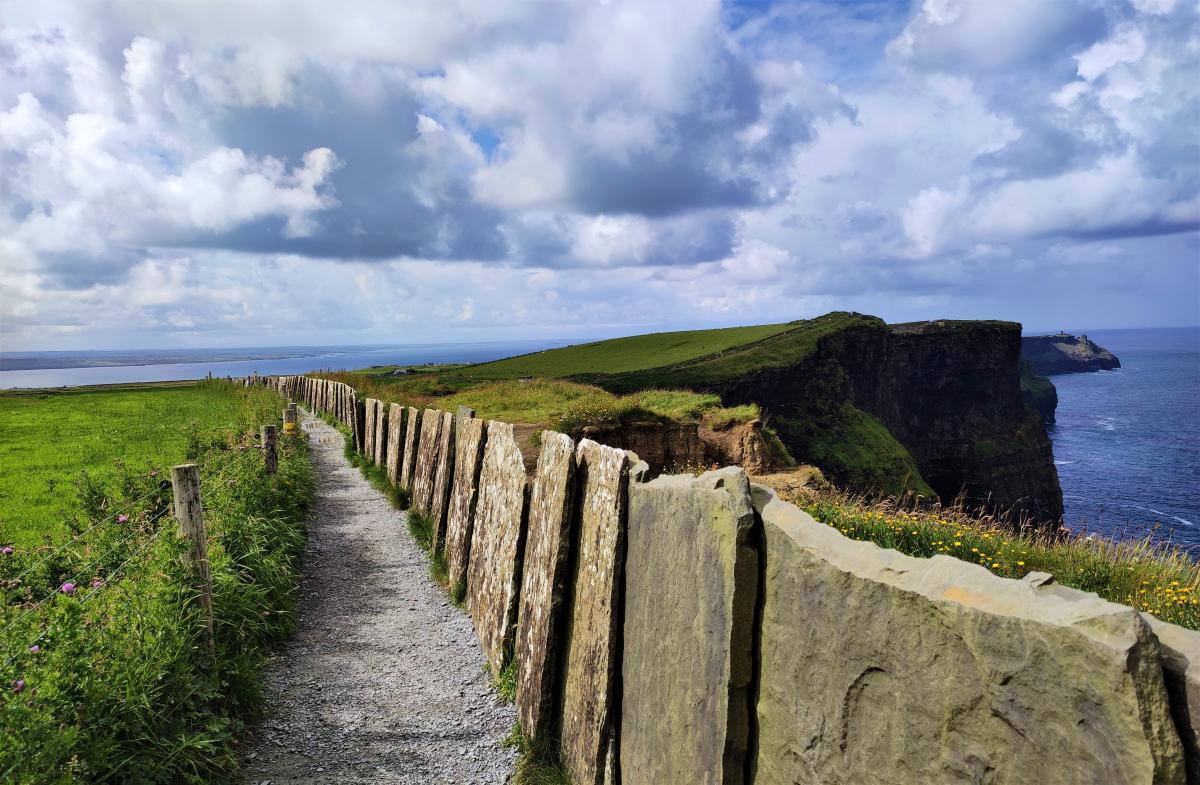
29,645 -> 39,653
117,514 -> 129,523
60,582 -> 76,595
12,679 -> 24,693
91,578 -> 103,589
1,546 -> 12,555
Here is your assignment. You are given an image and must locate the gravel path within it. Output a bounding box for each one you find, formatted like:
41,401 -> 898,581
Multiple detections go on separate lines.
242,412 -> 516,784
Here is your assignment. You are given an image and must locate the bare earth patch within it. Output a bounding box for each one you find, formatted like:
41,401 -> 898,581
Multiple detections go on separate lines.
242,413 -> 516,784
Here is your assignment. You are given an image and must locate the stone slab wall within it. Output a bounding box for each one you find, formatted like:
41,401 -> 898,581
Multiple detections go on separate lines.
430,410 -> 457,550
385,403 -> 405,486
445,416 -> 487,589
559,439 -> 633,785
622,467 -> 758,785
515,431 -> 577,743
269,373 -> 1200,785
373,399 -> 388,466
412,408 -> 444,515
400,406 -> 419,491
752,486 -> 1184,785
467,420 -> 529,674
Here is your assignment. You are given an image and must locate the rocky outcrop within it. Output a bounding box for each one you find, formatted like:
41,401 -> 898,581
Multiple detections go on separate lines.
1021,366 -> 1059,425
752,485 -> 1184,785
1022,333 -> 1121,375
623,467 -> 758,785
579,421 -> 704,474
515,431 -> 577,744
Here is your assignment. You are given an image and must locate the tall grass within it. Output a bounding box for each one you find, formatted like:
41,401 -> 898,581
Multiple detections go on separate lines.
799,490 -> 1200,630
0,381 -> 314,783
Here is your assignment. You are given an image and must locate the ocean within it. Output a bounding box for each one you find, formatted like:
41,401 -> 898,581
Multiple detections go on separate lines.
1046,327 -> 1200,550
0,340 -> 572,390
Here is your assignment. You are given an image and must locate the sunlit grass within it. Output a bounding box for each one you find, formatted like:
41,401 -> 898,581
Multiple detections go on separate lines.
798,490 -> 1200,630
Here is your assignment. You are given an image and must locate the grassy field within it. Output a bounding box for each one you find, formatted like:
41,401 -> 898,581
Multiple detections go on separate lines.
1,380 -> 314,783
0,383 -> 262,547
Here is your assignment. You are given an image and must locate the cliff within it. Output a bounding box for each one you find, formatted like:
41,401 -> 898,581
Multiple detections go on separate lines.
1022,333 -> 1121,375
1021,365 -> 1059,424
578,313 -> 1064,525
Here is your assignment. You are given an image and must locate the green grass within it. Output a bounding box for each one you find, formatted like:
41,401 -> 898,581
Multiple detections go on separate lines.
799,490 -> 1200,630
460,323 -> 795,379
504,726 -> 572,785
0,383 -> 261,547
704,403 -> 760,430
0,381 -> 315,782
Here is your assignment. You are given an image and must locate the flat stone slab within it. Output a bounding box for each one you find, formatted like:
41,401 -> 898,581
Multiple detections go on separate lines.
364,397 -> 377,460
412,409 -> 444,515
515,431 -> 577,743
399,406 -> 420,491
621,467 -> 758,785
385,403 -> 405,486
446,417 -> 487,590
430,410 -> 457,550
559,439 -> 632,785
466,421 -> 529,674
373,399 -> 388,466
751,486 -> 1185,785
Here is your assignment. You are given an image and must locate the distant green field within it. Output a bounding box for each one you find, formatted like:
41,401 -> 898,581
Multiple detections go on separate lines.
460,323 -> 795,379
0,383 -> 252,546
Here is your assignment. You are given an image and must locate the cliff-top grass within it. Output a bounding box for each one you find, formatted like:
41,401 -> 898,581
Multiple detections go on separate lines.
798,490 -> 1200,630
0,382 -> 263,547
312,371 -> 754,434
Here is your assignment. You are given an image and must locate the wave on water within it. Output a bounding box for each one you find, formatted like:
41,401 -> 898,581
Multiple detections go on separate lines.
1120,503 -> 1196,528
1054,460 -> 1076,465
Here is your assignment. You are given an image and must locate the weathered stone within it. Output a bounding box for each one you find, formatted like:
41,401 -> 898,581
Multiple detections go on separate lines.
515,431 -> 577,743
363,397 -> 377,459
1148,618 -> 1200,781
445,417 -> 487,590
621,467 -> 757,785
559,440 -> 632,785
430,410 -> 456,550
466,420 -> 529,674
456,405 -> 476,425
385,403 -> 405,486
412,409 -> 444,515
399,406 -> 420,491
752,486 -> 1185,785
373,399 -> 388,466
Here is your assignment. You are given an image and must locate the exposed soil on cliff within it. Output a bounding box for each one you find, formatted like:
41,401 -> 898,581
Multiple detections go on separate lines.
241,413 -> 516,785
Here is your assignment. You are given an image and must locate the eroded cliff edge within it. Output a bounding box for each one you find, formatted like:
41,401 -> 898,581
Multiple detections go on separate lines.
583,313 -> 1064,525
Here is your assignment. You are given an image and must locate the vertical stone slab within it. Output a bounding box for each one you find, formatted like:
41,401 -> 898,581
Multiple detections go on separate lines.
386,403 -> 406,486
515,431 -> 578,743
373,399 -> 388,466
446,416 -> 487,590
430,410 -> 457,551
412,409 -> 444,514
752,487 -> 1185,785
559,440 -> 632,785
399,406 -> 420,491
621,467 -> 758,785
364,398 -> 377,459
466,421 -> 529,674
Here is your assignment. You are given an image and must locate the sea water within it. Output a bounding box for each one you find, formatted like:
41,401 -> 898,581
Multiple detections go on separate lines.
1047,327 -> 1200,550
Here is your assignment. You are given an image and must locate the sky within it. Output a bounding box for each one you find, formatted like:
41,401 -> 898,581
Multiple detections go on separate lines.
0,0 -> 1197,352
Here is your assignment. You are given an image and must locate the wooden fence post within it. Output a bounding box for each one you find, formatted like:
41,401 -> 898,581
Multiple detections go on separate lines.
261,425 -> 278,474
283,405 -> 297,436
171,464 -> 215,654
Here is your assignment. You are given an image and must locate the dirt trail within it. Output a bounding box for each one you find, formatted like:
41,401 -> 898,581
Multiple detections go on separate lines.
242,412 -> 516,784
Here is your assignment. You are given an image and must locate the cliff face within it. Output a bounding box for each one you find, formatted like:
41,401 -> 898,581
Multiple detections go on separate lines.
1021,334 -> 1121,375
592,313 -> 1064,525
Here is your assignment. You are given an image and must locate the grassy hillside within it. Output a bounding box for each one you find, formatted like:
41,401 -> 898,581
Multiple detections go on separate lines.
461,322 -> 795,379
0,383 -> 261,546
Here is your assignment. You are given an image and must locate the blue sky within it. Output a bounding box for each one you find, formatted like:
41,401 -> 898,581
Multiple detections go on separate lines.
1,0 -> 1197,350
